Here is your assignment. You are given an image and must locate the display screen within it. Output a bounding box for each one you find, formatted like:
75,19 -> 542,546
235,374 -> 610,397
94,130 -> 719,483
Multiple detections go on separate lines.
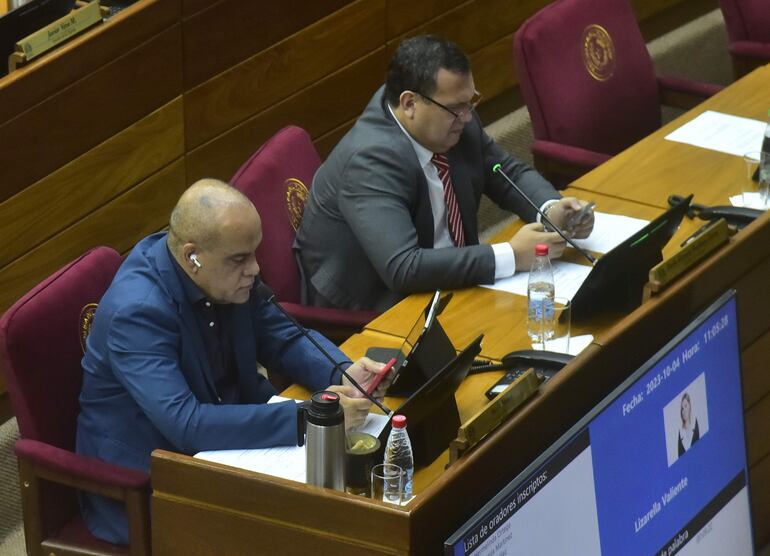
445,292 -> 752,556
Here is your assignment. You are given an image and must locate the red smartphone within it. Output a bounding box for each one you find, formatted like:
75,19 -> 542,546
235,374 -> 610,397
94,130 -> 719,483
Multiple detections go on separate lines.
366,357 -> 398,396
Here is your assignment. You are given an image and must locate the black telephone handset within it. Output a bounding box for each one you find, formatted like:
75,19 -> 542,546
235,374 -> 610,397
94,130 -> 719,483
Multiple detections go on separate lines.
476,349 -> 574,400
501,349 -> 573,371
484,349 -> 574,400
668,194 -> 762,229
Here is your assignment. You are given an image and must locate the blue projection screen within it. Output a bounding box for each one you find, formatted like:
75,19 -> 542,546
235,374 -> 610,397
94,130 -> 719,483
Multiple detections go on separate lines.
445,291 -> 753,556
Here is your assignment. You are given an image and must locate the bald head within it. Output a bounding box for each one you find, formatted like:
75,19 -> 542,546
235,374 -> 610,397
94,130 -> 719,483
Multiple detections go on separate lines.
167,179 -> 263,303
168,179 -> 257,251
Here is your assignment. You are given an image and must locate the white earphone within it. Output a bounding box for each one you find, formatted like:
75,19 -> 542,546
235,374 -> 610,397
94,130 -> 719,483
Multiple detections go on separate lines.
189,253 -> 202,268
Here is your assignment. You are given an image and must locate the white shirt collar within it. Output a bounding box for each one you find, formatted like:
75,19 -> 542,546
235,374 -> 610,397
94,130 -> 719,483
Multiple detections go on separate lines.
387,104 -> 435,168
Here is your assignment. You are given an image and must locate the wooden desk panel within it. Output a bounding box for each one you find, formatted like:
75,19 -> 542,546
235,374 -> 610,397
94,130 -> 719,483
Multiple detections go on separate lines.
0,0 -> 179,123
0,25 -> 183,204
0,159 -> 186,313
183,0 -> 385,150
181,0 -> 352,89
185,48 -> 387,184
0,98 -> 184,271
152,450 -> 411,555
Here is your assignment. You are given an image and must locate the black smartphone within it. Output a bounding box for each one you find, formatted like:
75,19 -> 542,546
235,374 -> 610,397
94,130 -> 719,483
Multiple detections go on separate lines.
565,201 -> 595,234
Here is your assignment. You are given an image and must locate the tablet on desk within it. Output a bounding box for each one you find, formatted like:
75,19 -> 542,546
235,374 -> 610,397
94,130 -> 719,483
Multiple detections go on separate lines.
365,290 -> 456,397
377,334 -> 484,468
571,194 -> 693,323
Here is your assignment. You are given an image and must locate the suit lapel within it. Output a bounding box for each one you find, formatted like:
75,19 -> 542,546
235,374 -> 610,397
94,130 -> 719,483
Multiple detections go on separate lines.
380,99 -> 435,248
413,170 -> 435,248
153,239 -> 219,399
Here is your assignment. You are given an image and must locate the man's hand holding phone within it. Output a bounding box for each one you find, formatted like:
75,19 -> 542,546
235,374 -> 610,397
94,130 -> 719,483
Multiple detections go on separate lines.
565,201 -> 595,238
545,198 -> 595,239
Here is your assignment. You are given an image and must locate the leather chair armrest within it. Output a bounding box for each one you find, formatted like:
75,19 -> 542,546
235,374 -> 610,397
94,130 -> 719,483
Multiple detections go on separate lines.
730,41 -> 770,60
15,438 -> 151,555
533,139 -> 610,168
657,75 -> 723,110
531,140 -> 611,190
15,438 -> 149,498
282,301 -> 378,343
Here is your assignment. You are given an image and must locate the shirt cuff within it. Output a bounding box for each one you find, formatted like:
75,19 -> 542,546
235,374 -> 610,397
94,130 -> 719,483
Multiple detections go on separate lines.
538,199 -> 561,224
492,242 -> 516,279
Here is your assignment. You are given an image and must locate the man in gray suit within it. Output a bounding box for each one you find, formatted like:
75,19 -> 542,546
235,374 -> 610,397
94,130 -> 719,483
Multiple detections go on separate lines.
296,35 -> 593,312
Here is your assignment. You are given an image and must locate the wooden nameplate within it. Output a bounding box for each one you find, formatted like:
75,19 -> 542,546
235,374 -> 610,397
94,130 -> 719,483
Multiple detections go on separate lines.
8,1 -> 107,73
448,368 -> 541,466
643,218 -> 731,301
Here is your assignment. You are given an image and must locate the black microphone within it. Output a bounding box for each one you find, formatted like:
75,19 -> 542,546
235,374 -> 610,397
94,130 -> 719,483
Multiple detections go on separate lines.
492,163 -> 596,264
254,278 -> 392,415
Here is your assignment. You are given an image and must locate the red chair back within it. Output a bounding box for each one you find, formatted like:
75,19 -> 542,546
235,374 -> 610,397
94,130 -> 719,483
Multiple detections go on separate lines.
0,247 -> 123,534
720,0 -> 770,42
231,126 -> 321,303
514,0 -> 661,156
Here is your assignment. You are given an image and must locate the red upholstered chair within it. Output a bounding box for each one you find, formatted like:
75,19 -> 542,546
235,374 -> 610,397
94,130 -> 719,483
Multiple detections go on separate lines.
513,0 -> 723,186
719,0 -> 770,78
0,247 -> 151,556
231,125 -> 379,344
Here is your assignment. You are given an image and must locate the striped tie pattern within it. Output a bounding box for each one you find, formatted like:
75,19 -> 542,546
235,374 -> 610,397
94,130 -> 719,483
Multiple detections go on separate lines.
432,153 -> 465,247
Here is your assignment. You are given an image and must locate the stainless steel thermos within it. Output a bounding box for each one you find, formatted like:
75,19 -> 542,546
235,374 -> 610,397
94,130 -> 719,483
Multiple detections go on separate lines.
298,390 -> 346,491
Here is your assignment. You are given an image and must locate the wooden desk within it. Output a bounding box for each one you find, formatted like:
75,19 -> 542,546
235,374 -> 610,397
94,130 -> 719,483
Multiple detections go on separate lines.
365,189 -> 702,360
150,68 -> 770,554
151,215 -> 770,556
570,63 -> 770,209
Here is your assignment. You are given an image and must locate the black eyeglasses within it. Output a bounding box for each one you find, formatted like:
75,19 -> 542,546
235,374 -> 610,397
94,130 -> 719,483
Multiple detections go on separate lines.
419,91 -> 482,119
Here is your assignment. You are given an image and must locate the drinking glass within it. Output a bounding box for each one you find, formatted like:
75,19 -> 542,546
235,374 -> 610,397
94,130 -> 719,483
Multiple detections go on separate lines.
543,297 -> 571,353
371,463 -> 403,504
741,151 -> 761,208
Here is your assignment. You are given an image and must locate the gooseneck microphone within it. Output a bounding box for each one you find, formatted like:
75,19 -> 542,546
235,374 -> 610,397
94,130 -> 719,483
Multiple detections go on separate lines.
492,163 -> 596,264
254,278 -> 392,415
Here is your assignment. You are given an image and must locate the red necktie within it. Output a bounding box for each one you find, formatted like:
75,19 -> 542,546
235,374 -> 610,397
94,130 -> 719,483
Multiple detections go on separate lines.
431,153 -> 465,247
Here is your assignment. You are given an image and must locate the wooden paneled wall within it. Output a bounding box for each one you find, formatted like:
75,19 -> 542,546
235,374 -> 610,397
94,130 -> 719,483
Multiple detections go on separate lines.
0,0 -> 713,417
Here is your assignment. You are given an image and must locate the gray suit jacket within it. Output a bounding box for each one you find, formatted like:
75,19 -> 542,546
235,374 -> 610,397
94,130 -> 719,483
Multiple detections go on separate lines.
295,86 -> 560,312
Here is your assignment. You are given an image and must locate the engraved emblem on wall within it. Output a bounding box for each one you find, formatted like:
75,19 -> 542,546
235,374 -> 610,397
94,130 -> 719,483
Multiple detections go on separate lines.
582,24 -> 616,81
285,178 -> 310,231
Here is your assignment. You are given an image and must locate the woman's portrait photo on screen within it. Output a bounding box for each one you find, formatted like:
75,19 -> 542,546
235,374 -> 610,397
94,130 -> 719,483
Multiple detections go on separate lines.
663,373 -> 710,466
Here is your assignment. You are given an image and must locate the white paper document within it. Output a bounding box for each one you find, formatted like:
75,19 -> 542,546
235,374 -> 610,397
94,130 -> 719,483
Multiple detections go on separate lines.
482,260 -> 593,300
531,334 -> 594,355
729,193 -> 770,210
664,110 -> 765,156
194,397 -> 389,483
571,212 -> 649,254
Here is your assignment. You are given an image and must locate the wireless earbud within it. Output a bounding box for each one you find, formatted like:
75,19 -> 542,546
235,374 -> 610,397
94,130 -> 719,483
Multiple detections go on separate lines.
189,253 -> 202,268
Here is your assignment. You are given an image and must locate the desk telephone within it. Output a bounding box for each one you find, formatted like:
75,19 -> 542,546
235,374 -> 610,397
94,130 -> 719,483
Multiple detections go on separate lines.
469,349 -> 574,400
668,194 -> 762,230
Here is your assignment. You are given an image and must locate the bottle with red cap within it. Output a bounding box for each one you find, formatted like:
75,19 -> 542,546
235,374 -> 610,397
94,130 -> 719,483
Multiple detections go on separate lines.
383,414 -> 414,501
527,243 -> 555,343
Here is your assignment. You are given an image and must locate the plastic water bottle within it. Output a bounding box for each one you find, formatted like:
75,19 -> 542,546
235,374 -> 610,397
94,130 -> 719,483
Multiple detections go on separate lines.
760,108 -> 770,205
383,414 -> 414,501
527,243 -> 555,343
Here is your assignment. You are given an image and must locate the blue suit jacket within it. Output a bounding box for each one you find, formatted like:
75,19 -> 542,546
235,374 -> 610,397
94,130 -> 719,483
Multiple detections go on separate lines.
76,232 -> 347,543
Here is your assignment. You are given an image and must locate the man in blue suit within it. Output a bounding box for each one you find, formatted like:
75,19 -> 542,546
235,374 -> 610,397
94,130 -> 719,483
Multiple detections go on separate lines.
76,179 -> 384,544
